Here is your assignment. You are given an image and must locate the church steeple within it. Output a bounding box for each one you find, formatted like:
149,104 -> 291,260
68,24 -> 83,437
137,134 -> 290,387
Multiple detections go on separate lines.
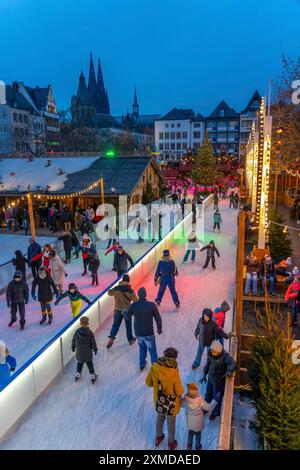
132,86 -> 139,119
88,52 -> 97,99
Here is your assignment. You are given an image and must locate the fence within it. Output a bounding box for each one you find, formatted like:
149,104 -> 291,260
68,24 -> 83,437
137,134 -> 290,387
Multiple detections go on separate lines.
0,195 -> 212,440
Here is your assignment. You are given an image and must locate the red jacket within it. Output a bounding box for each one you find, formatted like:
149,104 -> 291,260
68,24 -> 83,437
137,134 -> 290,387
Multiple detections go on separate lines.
213,308 -> 225,330
285,280 -> 300,304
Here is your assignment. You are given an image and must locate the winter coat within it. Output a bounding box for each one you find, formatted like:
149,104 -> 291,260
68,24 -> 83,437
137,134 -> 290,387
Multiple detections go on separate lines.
0,355 -> 17,390
71,232 -> 80,248
259,260 -> 276,278
58,233 -> 73,251
203,350 -> 237,393
27,241 -> 42,264
49,255 -> 67,286
61,208 -> 71,222
200,244 -> 220,258
213,213 -> 222,224
7,279 -> 29,304
245,256 -> 259,274
154,258 -> 178,284
181,395 -> 218,432
213,308 -> 226,330
127,298 -> 162,337
32,274 -> 58,303
80,239 -> 93,259
80,218 -> 94,235
108,281 -> 138,311
12,251 -> 27,277
195,311 -> 228,347
145,356 -> 184,416
57,288 -> 90,304
113,251 -> 134,273
71,327 -> 97,363
285,280 -> 300,305
88,252 -> 100,273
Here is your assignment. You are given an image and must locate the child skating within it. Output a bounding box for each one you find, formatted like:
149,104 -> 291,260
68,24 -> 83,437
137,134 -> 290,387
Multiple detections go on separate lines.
212,210 -> 222,233
200,241 -> 220,270
71,316 -> 98,384
31,266 -> 59,325
55,283 -> 91,318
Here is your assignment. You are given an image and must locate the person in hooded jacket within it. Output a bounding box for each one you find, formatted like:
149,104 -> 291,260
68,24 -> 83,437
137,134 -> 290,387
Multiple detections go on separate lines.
181,382 -> 220,450
212,301 -> 230,345
32,266 -> 59,325
146,347 -> 184,451
80,235 -> 93,276
48,250 -> 67,294
71,316 -> 98,384
87,247 -> 100,286
12,250 -> 28,280
200,341 -> 237,419
213,210 -> 222,233
58,231 -> 73,264
192,308 -> 232,369
200,240 -> 220,269
55,283 -> 91,318
107,274 -> 138,349
0,342 -> 17,391
27,238 -> 42,278
154,249 -> 180,307
113,246 -> 134,278
6,271 -> 29,330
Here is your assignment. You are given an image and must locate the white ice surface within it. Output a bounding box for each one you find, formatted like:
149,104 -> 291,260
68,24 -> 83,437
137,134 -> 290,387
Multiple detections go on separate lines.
0,200 -> 237,450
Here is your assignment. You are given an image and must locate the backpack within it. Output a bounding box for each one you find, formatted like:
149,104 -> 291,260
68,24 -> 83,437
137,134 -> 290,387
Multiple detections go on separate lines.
155,380 -> 177,416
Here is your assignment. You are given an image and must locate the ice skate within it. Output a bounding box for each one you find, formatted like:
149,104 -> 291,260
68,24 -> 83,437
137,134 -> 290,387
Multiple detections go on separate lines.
75,373 -> 81,382
168,440 -> 178,450
40,316 -> 47,325
8,321 -> 15,327
129,337 -> 136,346
90,373 -> 98,384
155,434 -> 165,447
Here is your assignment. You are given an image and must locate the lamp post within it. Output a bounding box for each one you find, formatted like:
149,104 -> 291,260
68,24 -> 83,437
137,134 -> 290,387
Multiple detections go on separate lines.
27,193 -> 36,241
100,177 -> 105,206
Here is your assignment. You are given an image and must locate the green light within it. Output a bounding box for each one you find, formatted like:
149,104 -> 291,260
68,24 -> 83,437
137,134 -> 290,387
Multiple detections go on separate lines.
105,149 -> 116,158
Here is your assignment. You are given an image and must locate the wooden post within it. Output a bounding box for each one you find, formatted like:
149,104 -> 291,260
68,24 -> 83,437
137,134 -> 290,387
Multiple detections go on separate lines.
27,193 -> 36,241
296,173 -> 299,193
235,209 -> 245,386
288,172 -> 291,189
100,177 -> 105,206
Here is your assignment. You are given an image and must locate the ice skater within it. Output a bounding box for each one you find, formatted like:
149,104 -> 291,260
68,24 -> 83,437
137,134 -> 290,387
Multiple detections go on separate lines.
212,210 -> 222,233
32,266 -> 59,325
55,283 -> 91,318
200,240 -> 220,270
6,271 -> 29,330
71,316 -> 98,384
154,249 -> 180,307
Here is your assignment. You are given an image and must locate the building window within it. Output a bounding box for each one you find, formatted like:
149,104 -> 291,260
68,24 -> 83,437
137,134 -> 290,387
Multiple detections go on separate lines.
176,132 -> 181,139
182,142 -> 187,150
19,114 -> 23,123
159,132 -> 164,140
220,109 -> 225,117
13,113 -> 18,122
194,123 -> 200,128
177,123 -> 181,127
182,131 -> 187,139
165,143 -> 169,150
170,132 -> 175,139
159,143 -> 163,150
15,128 -> 19,136
171,123 -> 175,128
165,123 -> 169,128
165,132 -> 169,139
171,143 -> 175,150
2,111 -> 6,118
176,142 -> 181,150
193,131 -> 201,139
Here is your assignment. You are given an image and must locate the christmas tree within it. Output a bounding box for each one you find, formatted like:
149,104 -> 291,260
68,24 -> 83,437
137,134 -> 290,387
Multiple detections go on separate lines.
248,305 -> 300,449
267,212 -> 293,261
191,133 -> 221,186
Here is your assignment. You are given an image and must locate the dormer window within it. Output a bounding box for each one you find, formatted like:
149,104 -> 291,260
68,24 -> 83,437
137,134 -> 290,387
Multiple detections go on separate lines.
220,109 -> 225,117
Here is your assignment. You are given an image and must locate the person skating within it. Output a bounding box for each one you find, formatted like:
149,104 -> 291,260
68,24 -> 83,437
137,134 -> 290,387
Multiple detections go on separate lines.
6,271 -> 29,330
113,246 -> 134,278
146,347 -> 184,450
181,383 -> 221,450
154,249 -> 180,307
212,210 -> 222,233
134,213 -> 146,244
192,308 -> 231,369
107,274 -> 137,349
71,230 -> 80,259
200,341 -> 236,419
58,231 -> 73,264
212,301 -> 230,345
126,287 -> 162,371
61,205 -> 72,232
71,316 -> 98,384
234,192 -> 239,209
229,191 -> 235,208
0,342 -> 17,390
48,249 -> 67,294
183,230 -> 200,263
213,192 -> 219,211
27,238 -> 42,278
285,275 -> 300,326
12,250 -> 28,280
55,283 -> 91,318
31,266 -> 59,325
200,241 -> 220,269
149,209 -> 163,242
244,251 -> 260,296
88,247 -> 100,286
80,235 -> 93,276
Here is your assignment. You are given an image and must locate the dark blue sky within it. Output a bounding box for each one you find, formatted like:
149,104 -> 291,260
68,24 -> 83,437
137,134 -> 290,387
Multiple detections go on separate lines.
1,0 -> 300,116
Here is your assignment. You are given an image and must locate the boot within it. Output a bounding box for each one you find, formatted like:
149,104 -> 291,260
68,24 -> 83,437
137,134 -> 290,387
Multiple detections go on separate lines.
168,440 -> 178,450
90,373 -> 98,384
20,323 -> 25,331
40,315 -> 47,325
129,337 -> 136,346
48,311 -> 53,324
106,337 -> 114,349
155,434 -> 165,447
8,320 -> 15,327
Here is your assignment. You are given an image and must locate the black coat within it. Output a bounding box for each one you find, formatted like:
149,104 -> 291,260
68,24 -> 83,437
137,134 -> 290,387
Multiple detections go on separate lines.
7,279 -> 29,304
195,318 -> 228,347
204,350 -> 237,392
200,244 -> 220,258
113,251 -> 134,273
32,274 -> 58,303
71,327 -> 97,363
12,252 -> 27,276
58,234 -> 73,251
127,299 -> 162,337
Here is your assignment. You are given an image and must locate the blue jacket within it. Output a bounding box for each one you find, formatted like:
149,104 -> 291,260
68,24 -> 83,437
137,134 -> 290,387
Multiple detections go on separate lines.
213,213 -> 222,224
27,242 -> 42,262
155,258 -> 178,283
0,355 -> 17,390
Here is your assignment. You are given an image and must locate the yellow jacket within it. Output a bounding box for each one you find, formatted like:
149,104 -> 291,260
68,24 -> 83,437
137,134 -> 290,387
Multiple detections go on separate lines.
145,357 -> 184,416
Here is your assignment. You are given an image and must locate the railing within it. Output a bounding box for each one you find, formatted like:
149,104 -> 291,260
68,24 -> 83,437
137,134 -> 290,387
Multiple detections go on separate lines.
0,195 -> 212,440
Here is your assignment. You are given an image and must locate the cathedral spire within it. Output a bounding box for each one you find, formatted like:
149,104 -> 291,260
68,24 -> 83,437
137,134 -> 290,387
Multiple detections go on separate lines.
132,86 -> 139,119
88,52 -> 97,99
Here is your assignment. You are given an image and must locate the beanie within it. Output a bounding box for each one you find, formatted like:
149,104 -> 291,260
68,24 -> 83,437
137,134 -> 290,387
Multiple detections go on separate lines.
163,249 -> 170,256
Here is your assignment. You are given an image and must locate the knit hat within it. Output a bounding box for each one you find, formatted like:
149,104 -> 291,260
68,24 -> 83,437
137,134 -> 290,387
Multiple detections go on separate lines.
292,267 -> 299,275
122,274 -> 130,283
163,249 -> 170,256
138,287 -> 147,299
14,270 -> 23,279
187,383 -> 200,398
202,308 -> 213,320
210,340 -> 223,354
68,283 -> 77,291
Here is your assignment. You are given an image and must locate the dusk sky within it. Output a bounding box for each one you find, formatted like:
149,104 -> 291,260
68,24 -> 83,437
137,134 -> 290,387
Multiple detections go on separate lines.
1,0 -> 300,116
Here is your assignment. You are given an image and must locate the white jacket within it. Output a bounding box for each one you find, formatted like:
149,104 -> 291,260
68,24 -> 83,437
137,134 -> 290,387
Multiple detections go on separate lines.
49,255 -> 66,287
181,395 -> 217,432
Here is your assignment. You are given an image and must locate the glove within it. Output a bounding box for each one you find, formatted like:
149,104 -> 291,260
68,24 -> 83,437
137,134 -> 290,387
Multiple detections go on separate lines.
199,376 -> 207,384
32,293 -> 37,301
112,268 -> 116,272
10,368 -> 16,372
65,273 -> 68,277
195,335 -> 199,340
88,301 -> 92,305
71,348 -> 75,353
94,350 -> 98,355
25,299 -> 28,305
157,330 -> 162,335
7,301 -> 10,308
